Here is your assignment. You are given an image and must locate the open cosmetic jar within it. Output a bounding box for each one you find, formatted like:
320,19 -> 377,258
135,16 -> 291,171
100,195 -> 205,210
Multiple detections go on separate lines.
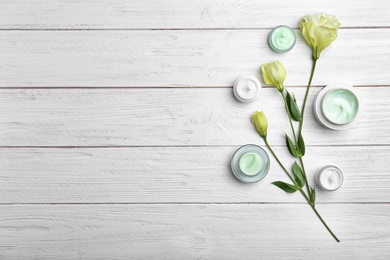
233,76 -> 262,103
314,165 -> 344,191
268,25 -> 296,53
313,83 -> 362,130
231,144 -> 270,183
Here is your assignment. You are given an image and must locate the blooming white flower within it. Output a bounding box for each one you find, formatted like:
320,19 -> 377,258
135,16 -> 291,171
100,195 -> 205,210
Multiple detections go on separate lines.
299,13 -> 341,59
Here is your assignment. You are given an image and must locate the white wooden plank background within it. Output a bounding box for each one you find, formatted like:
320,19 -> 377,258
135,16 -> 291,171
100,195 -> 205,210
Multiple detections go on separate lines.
0,0 -> 389,259
1,29 -> 389,87
0,0 -> 389,29
0,146 -> 389,203
0,205 -> 389,260
0,88 -> 388,146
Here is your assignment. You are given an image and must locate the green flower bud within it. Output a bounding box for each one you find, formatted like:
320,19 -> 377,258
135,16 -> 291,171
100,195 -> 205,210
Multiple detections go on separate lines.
251,111 -> 268,138
299,13 -> 340,60
261,60 -> 286,92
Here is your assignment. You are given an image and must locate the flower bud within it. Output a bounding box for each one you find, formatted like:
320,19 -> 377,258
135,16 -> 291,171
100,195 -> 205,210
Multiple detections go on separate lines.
261,60 -> 286,92
251,111 -> 268,138
299,13 -> 340,59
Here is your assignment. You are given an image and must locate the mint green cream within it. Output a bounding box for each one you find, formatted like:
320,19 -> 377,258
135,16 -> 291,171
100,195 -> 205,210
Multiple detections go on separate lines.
268,26 -> 296,52
322,89 -> 359,124
239,152 -> 263,176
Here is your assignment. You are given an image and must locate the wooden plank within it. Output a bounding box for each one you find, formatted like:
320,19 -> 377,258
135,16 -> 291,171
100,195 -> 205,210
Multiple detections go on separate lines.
0,146 -> 388,203
0,29 -> 389,87
0,204 -> 388,259
0,0 -> 389,29
0,87 -> 388,146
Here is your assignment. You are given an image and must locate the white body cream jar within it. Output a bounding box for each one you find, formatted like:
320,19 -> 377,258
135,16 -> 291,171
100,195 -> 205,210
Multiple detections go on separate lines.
314,165 -> 344,191
233,76 -> 262,103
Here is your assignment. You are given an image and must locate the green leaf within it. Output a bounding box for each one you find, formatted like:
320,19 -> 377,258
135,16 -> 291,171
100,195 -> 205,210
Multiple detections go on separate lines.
310,187 -> 316,207
286,91 -> 301,121
297,132 -> 305,156
285,134 -> 300,158
292,162 -> 305,188
272,181 -> 299,193
285,91 -> 291,110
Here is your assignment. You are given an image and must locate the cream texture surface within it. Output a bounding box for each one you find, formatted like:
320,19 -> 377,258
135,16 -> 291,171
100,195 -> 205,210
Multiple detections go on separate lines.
322,89 -> 359,124
239,152 -> 263,176
319,167 -> 343,190
269,26 -> 296,52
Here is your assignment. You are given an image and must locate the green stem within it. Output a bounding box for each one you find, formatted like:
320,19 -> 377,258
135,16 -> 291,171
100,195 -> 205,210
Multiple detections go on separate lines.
280,91 -> 311,198
264,138 -> 295,184
296,58 -> 318,199
263,137 -> 340,242
299,156 -> 311,197
297,186 -> 340,242
298,58 -> 318,136
312,205 -> 341,242
281,91 -> 298,144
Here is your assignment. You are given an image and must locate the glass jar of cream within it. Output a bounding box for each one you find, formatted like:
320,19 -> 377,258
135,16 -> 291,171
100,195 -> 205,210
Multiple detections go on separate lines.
313,83 -> 362,130
268,25 -> 296,53
231,144 -> 270,183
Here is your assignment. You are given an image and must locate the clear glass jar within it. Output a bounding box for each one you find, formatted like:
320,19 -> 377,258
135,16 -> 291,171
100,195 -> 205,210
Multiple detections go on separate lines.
231,144 -> 270,183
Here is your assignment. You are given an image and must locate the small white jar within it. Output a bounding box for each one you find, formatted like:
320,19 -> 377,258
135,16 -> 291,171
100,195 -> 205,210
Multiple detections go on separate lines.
314,165 -> 344,191
313,83 -> 362,130
233,76 -> 262,103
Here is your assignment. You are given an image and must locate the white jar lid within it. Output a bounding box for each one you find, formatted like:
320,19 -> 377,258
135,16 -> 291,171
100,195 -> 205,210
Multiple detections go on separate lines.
233,76 -> 262,103
313,83 -> 362,130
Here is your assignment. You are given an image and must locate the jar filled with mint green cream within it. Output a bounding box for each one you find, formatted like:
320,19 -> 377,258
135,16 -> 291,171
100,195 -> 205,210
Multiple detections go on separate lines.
268,25 -> 296,53
231,144 -> 270,183
313,84 -> 362,130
